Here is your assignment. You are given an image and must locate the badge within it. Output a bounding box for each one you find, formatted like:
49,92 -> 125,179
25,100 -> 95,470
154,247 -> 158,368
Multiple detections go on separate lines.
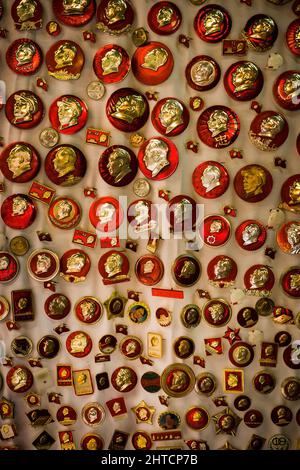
132,400 -> 155,424
134,255 -> 163,286
274,331 -> 291,347
5,90 -> 44,129
99,145 -> 137,187
151,98 -> 189,137
234,395 -> 251,411
234,165 -> 273,202
6,39 -> 43,76
286,19 -> 300,56
106,87 -> 149,132
167,195 -> 198,232
93,44 -> 130,83
73,369 -> 94,395
197,105 -> 240,149
242,14 -> 278,52
11,289 -> 34,321
222,39 -> 247,55
185,407 -> 209,431
281,377 -> 300,401
283,341 -> 300,369
25,393 -> 41,407
253,370 -> 276,394
86,80 -> 106,100
194,4 -> 231,42
59,430 -> 76,450
268,434 -> 290,450
12,0 -> 43,30
133,178 -> 151,197
131,41 -> 174,85
98,334 -> 117,354
127,198 -> 156,235
66,331 -> 92,358
104,292 -> 127,321
81,433 -> 104,450
0,398 -> 15,419
180,304 -> 201,329
98,250 -> 130,285
9,236 -> 30,256
46,20 -> 61,36
212,407 -> 242,436
0,424 -> 17,440
161,363 -> 195,397
244,264 -> 275,296
277,221 -> 300,254
95,372 -> 109,391
195,372 -> 216,396
26,409 -> 54,427
89,196 -> 123,232
223,61 -> 264,101
28,181 -> 56,205
27,249 -> 59,282
171,254 -> 201,287
52,0 -> 96,27
192,161 -> 229,199
111,366 -> 137,393
56,405 -> 77,426
48,197 -> 81,230
158,411 -> 180,430
127,302 -> 150,324
255,297 -> 274,316
44,293 -> 70,321
131,431 -> 152,450
280,174 -> 300,214
138,136 -> 178,180
49,95 -> 88,134
203,298 -> 232,327
173,336 -> 195,359
37,335 -> 60,359
96,0 -> 134,35
201,214 -> 231,247
119,336 -> 143,360
273,70 -> 300,111
271,406 -> 293,426
1,141 -> 41,184
235,219 -> 267,250
1,194 -> 37,230
82,402 -> 105,427
156,307 -> 172,327
185,55 -> 221,91
0,252 -> 19,284
11,336 -> 33,357
249,111 -> 289,151
228,342 -> 254,368
207,255 -> 237,288
0,296 -> 10,321
106,397 -> 127,418
56,364 -> 72,386
75,296 -> 103,324
244,410 -> 263,428
237,307 -> 258,328
45,145 -> 86,188
6,365 -> 33,393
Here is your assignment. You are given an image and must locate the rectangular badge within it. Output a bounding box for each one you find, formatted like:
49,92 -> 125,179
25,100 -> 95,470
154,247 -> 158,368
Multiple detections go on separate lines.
86,128 -> 111,147
222,39 -> 247,55
72,369 -> 93,396
28,181 -> 55,205
58,431 -> 76,450
151,431 -> 182,441
148,332 -> 163,358
72,229 -> 97,248
56,365 -> 73,387
11,290 -> 34,321
224,369 -> 244,393
151,288 -> 184,299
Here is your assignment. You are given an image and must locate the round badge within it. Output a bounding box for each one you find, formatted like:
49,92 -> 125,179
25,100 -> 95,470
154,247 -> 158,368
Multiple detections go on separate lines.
268,434 -> 290,450
235,220 -> 267,250
194,4 -> 231,42
11,0 -> 43,30
277,221 -> 300,254
234,165 -> 273,202
133,179 -> 151,197
274,331 -> 292,348
6,365 -> 33,393
49,95 -> 88,134
135,255 -> 164,286
87,81 -> 105,101
280,174 -> 300,214
156,308 -> 172,327
207,255 -> 237,288
286,19 -> 300,57
60,249 -> 91,283
56,405 -> 77,426
46,40 -> 85,81
200,215 -> 231,247
234,395 -> 251,412
89,196 -> 123,233
82,403 -> 105,427
66,331 -> 92,358
27,249 -> 59,282
255,297 -> 275,317
11,336 -> 33,358
98,334 -> 117,354
131,41 -> 174,85
44,293 -> 71,321
93,44 -> 130,84
138,136 -> 178,180
98,250 -> 129,284
203,298 -> 231,327
195,372 -> 217,396
1,194 -> 37,230
273,71 -> 300,111
52,0 -> 96,27
46,20 -> 61,36
293,0 -> 300,15
181,304 -> 201,329
148,2 -> 181,35
128,302 -> 150,325
0,252 -> 19,284
0,296 -> 10,321
171,254 -> 201,287
192,161 -> 229,199
96,0 -> 134,35
253,370 -> 276,394
244,264 -> 275,294
197,105 -> 240,149
5,90 -> 44,129
106,88 -> 149,132
127,199 -> 157,234
45,145 -> 86,187
173,336 -> 195,359
244,410 -> 263,428
0,142 -> 40,183
37,335 -> 60,359
9,236 -> 30,256
271,406 -> 293,426
281,377 -> 300,401
223,61 -> 264,101
132,431 -> 152,450
120,336 -> 143,360
6,39 -> 43,76
81,433 -> 104,451
161,363 -> 195,398
151,98 -> 189,137
185,55 -> 221,92
242,14 -> 278,52
167,195 -> 198,232
237,307 -> 258,328
186,407 -> 209,430
249,111 -> 289,151
229,342 -> 254,367
48,197 -> 81,230
141,371 -> 161,393
39,128 -> 60,149
75,296 -> 103,325
281,267 -> 300,298
99,145 -> 137,187
111,366 -> 137,393
283,342 -> 300,369
158,411 -> 181,430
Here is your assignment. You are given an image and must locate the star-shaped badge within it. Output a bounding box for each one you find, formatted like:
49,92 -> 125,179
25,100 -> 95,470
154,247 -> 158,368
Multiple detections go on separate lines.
223,327 -> 241,345
131,400 -> 155,425
212,407 -> 242,436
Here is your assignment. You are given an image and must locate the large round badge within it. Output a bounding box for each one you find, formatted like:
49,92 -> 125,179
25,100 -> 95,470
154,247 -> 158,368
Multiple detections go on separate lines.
273,71 -> 300,111
66,331 -> 92,358
223,61 -> 264,101
106,88 -> 149,132
281,377 -> 300,401
207,256 -> 237,288
6,39 -> 43,76
185,55 -> 221,92
253,370 -> 276,394
151,98 -> 189,137
244,264 -> 275,294
229,342 -> 254,367
192,161 -> 229,199
235,220 -> 267,250
283,342 -> 300,369
52,0 -> 96,27
195,372 -> 217,396
167,195 -> 198,232
161,363 -> 195,398
148,1 -> 182,35
82,403 -> 105,427
99,145 -> 137,186
286,19 -> 300,57
242,14 -> 278,52
181,304 -> 201,329
1,194 -> 36,230
93,44 -> 130,84
37,335 -> 60,359
128,302 -> 150,325
60,249 -> 91,283
0,296 -> 10,320
0,252 -> 19,284
234,165 -> 273,202
0,142 -> 40,183
127,199 -> 157,234
171,254 -> 201,287
44,293 -> 71,320
11,0 -> 43,30
131,41 -> 174,85
46,40 -> 85,80
281,267 -> 300,298
96,0 -> 134,35
89,197 -> 123,232
249,111 -> 289,151
132,431 -> 152,450
48,197 -> 81,229
173,336 -> 195,359
203,298 -> 231,327
194,4 -> 231,42
237,307 -> 258,328
56,405 -> 77,426
98,250 -> 129,284
75,297 -> 103,325
200,214 -> 231,247
81,433 -> 104,451
271,406 -> 293,426
6,366 -> 33,393
27,249 -> 59,282
45,145 -> 86,187
280,174 -> 300,213
5,90 -> 44,129
49,95 -> 88,134
138,136 -> 178,180
277,221 -> 300,254
186,407 -> 210,430
197,105 -> 240,149
120,336 -> 143,360
111,366 -> 137,393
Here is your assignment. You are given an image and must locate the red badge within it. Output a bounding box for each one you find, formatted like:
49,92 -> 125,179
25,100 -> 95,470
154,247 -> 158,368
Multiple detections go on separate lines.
273,70 -> 300,111
242,14 -> 278,52
66,331 -> 92,358
132,431 -> 152,450
185,55 -> 221,91
6,365 -> 33,393
49,95 -> 88,134
82,402 -> 105,427
280,175 -> 300,213
253,370 -> 275,394
229,342 -> 254,368
5,90 -> 44,129
135,255 -> 164,286
223,61 -> 264,101
186,407 -> 209,430
292,0 -> 300,16
167,195 -> 198,232
96,0 -> 134,35
203,298 -> 232,327
0,142 -> 40,183
52,0 -> 96,27
98,250 -> 130,285
60,249 -> 91,283
192,161 -> 229,199
244,410 -> 263,428
81,433 -> 104,451
237,307 -> 258,328
249,110 -> 289,151
48,197 -> 81,230
6,39 -> 43,76
244,264 -> 275,294
283,342 -> 300,369
234,165 -> 273,202
120,336 -> 143,360
138,136 -> 178,180
127,199 -> 157,234
271,406 -> 293,426
45,145 -> 87,187
197,105 -> 240,149
99,145 -> 137,187
28,181 -> 55,205
27,249 -> 59,282
286,19 -> 300,57
148,1 -> 182,35
93,44 -> 130,84
131,41 -> 174,85
194,4 -> 231,43
89,196 -> 123,232
151,98 -> 189,137
200,215 -> 231,247
0,252 -> 19,284
235,220 -> 267,251
111,366 -> 138,393
46,40 -> 85,80
207,256 -> 237,288
281,267 -> 300,298
46,20 -> 61,36
11,0 -> 43,30
75,297 -> 103,324
277,221 -> 300,254
106,87 -> 149,132
1,194 -> 36,230
44,293 -> 71,320
171,254 -> 201,287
